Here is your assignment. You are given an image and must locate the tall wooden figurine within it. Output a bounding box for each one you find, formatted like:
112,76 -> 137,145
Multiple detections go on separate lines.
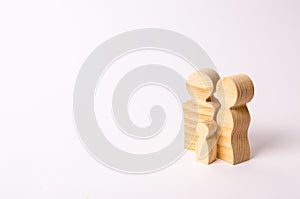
183,68 -> 220,164
216,74 -> 254,164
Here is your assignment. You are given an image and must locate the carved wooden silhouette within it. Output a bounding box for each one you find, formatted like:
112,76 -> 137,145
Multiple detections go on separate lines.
216,74 -> 254,164
183,68 -> 220,164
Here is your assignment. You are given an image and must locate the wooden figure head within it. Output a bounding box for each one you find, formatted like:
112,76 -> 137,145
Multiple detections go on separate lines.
216,74 -> 254,107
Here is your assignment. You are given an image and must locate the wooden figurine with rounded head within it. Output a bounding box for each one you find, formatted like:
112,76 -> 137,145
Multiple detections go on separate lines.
183,68 -> 220,164
216,75 -> 254,165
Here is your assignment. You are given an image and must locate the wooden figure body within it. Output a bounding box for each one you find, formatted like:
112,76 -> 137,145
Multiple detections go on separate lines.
216,74 -> 254,164
183,68 -> 220,164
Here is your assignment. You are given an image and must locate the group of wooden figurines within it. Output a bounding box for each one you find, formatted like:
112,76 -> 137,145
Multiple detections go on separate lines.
183,68 -> 254,165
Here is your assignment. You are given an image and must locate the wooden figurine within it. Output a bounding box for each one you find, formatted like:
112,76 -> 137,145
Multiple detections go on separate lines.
216,74 -> 254,165
183,68 -> 220,164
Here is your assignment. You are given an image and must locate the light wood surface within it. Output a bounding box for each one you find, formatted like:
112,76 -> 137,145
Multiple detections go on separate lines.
183,68 -> 220,164
216,74 -> 254,164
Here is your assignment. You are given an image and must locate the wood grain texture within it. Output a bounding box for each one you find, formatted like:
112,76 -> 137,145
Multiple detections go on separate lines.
216,74 -> 254,165
183,68 -> 220,164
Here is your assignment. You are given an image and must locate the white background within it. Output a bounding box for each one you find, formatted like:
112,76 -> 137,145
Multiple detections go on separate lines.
1,0 -> 300,198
